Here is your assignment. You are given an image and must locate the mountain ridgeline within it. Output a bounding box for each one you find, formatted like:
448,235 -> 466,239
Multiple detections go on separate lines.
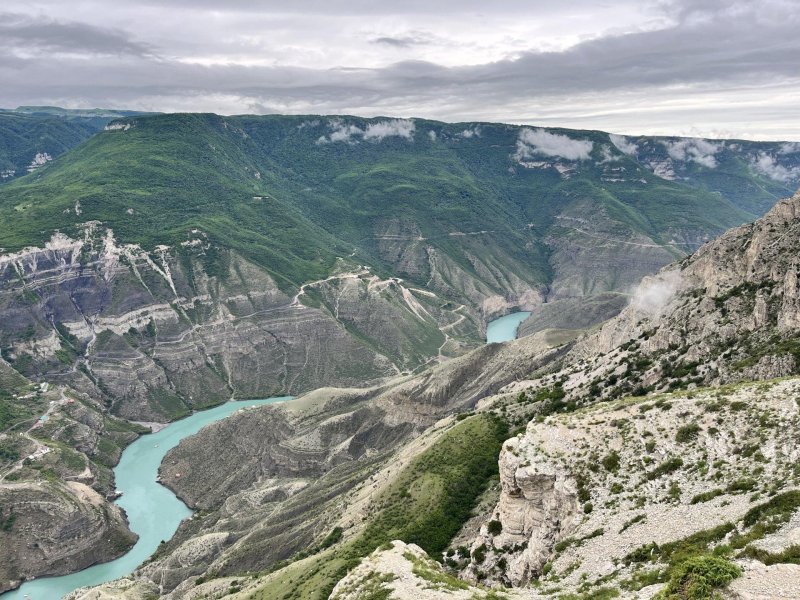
0,107 -> 154,184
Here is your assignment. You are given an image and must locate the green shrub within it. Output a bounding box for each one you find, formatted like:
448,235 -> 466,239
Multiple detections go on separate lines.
472,543 -> 487,564
675,424 -> 701,443
318,527 -> 343,550
690,489 -> 724,505
602,451 -> 620,472
487,520 -> 502,535
619,514 -> 646,533
656,555 -> 740,599
646,457 -> 684,481
0,442 -> 20,461
740,543 -> 800,565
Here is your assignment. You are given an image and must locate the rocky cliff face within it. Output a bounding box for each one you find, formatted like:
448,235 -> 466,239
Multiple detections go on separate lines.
0,227 -> 491,422
460,378 -> 800,598
462,435 -> 580,586
0,481 -> 137,592
505,190 -> 800,407
0,359 -> 146,592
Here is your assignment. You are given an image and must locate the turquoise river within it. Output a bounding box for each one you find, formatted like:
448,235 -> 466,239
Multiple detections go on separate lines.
4,313 -> 529,599
485,311 -> 532,343
3,397 -> 291,600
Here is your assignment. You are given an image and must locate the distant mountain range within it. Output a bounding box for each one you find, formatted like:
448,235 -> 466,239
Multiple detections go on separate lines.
2,112 -> 799,286
0,112 -> 798,414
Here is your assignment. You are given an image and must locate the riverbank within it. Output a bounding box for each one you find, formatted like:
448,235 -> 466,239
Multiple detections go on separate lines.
1,397 -> 291,600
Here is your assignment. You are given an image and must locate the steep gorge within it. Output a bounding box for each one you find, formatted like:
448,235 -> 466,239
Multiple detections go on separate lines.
74,190 -> 800,599
2,114 -> 800,597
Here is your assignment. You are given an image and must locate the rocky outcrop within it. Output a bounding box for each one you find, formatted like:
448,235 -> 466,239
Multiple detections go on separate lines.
462,378 -> 800,597
0,481 -> 137,592
462,435 -> 580,586
329,540 -> 541,600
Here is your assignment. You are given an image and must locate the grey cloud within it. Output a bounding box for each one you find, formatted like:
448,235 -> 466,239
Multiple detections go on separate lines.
662,138 -> 722,168
609,134 -> 638,155
363,119 -> 415,140
120,0 -> 568,17
751,152 -> 800,182
316,118 -> 415,143
0,0 -> 798,140
423,4 -> 800,98
514,129 -> 594,161
0,12 -> 154,57
371,36 -> 424,48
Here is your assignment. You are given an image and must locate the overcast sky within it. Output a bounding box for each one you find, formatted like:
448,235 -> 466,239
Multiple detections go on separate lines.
2,0 -> 799,140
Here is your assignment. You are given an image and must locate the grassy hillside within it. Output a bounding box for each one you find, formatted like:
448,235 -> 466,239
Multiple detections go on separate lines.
248,413 -> 508,600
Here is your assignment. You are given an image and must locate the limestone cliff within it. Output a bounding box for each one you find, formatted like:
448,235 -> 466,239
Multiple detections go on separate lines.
462,435 -> 580,586
461,378 -> 800,598
505,189 -> 800,406
0,358 -> 148,592
0,227 -> 483,422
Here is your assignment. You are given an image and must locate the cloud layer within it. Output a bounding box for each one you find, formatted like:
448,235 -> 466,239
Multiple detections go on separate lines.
317,118 -> 416,143
515,129 -> 594,161
1,0 -> 799,139
752,152 -> 800,182
663,139 -> 722,168
609,134 -> 638,156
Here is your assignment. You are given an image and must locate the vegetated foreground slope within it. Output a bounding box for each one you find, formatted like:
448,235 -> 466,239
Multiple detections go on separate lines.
69,190 -> 800,600
331,378 -> 800,600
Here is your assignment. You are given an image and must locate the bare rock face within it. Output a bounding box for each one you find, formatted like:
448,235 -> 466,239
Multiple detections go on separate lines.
462,433 -> 579,587
0,228 -> 483,422
0,481 -> 137,593
517,292 -> 630,338
459,378 -> 800,598
503,190 -> 800,405
496,440 -> 580,585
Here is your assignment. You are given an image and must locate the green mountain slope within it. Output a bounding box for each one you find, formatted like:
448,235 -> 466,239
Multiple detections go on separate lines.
0,112 -> 102,184
3,113 -> 795,295
0,107 -> 158,186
